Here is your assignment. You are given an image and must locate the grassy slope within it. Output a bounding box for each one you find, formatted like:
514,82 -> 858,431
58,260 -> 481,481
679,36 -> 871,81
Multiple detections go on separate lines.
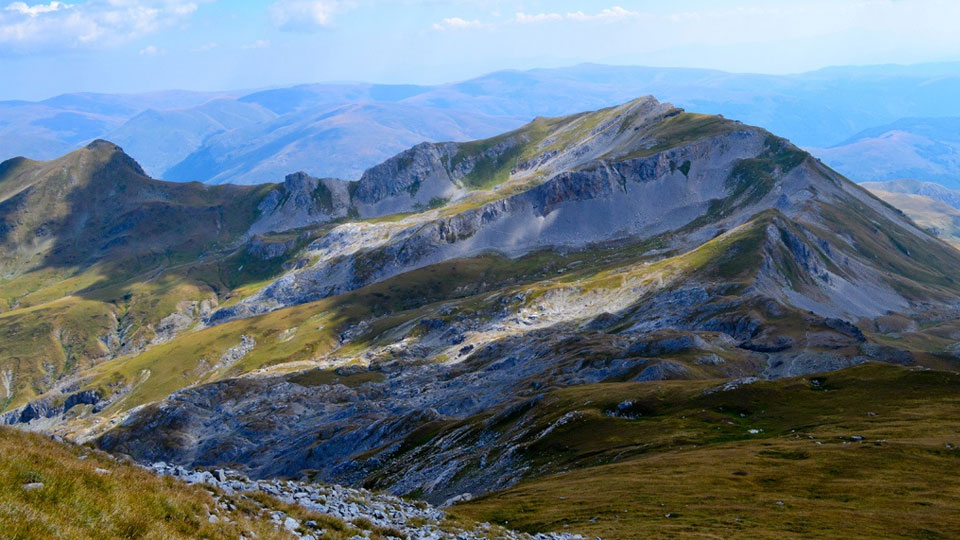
0,427 -> 295,540
0,144 -> 296,409
867,189 -> 960,249
454,363 -> 960,540
0,242 -> 303,409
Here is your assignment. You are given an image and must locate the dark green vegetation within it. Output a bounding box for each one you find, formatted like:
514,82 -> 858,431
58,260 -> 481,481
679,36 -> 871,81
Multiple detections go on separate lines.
454,136 -> 528,191
727,136 -> 808,204
454,363 -> 960,539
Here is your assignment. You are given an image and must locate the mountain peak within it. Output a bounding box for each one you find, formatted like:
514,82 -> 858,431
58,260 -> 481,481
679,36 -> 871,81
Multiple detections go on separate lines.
85,139 -> 122,152
75,139 -> 148,178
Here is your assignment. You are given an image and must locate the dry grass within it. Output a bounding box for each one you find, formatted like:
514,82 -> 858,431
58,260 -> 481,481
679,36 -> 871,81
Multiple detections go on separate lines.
0,427 -> 294,540
868,189 -> 960,249
453,364 -> 960,539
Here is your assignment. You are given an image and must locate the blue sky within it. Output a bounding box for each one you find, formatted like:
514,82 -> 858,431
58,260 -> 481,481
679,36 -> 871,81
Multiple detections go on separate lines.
2,0 -> 959,100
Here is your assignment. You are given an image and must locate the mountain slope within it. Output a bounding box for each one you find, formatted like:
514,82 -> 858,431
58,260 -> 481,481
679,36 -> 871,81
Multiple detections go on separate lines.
453,363 -> 960,539
0,142 -> 286,409
0,427 -> 294,539
1,426 -> 547,540
3,97 -> 960,521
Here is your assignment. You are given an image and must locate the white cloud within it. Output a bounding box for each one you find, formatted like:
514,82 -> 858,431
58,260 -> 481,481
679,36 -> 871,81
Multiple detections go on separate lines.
269,0 -> 338,33
566,6 -> 643,23
432,16 -> 489,31
0,0 -> 205,54
465,5 -> 645,30
512,11 -> 562,24
5,1 -> 71,17
242,39 -> 270,49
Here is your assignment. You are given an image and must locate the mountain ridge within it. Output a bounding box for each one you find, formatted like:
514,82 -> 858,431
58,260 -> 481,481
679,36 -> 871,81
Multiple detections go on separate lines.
2,97 -> 960,521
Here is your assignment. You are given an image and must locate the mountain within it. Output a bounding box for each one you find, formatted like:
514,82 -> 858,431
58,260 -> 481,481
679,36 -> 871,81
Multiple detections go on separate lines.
237,82 -> 433,115
0,90 -> 243,163
0,140 -> 272,276
3,98 -> 960,538
165,102 -> 524,185
105,99 -> 278,178
5,62 -> 960,186
810,118 -> 960,187
403,63 -> 960,147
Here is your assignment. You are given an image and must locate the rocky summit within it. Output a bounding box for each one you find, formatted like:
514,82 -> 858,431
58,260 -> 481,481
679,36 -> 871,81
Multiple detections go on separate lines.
3,97 -> 960,539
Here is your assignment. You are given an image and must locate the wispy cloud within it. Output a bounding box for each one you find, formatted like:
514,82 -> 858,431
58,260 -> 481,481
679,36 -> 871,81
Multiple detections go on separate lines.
432,16 -> 490,31
0,0 -> 205,54
512,12 -> 562,24
566,6 -> 642,22
513,6 -> 643,25
442,5 -> 645,31
269,0 -> 339,33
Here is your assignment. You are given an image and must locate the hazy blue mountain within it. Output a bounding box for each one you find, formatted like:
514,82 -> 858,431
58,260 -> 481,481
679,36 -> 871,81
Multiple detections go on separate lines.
5,62 -> 960,184
810,118 -> 960,187
0,89 -> 246,164
239,83 -> 432,114
106,99 -> 277,177
406,63 -> 960,146
165,102 -> 523,184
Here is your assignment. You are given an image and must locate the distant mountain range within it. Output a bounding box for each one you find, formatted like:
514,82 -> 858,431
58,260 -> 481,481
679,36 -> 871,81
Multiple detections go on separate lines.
5,62 -> 960,185
812,118 -> 960,187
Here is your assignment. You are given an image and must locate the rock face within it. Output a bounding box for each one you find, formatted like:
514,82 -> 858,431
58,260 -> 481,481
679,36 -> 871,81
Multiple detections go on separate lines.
351,142 -> 465,217
2,389 -> 103,426
250,172 -> 352,235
